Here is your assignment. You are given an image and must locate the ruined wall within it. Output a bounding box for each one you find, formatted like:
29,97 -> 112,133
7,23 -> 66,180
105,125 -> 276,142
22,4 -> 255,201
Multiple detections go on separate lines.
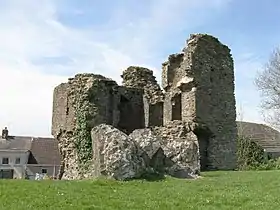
162,53 -> 185,92
162,53 -> 196,124
122,66 -> 164,127
148,102 -> 164,127
151,120 -> 200,176
52,33 -> 237,179
52,83 -> 75,136
162,34 -> 237,170
52,73 -> 148,179
52,73 -> 121,179
189,34 -> 237,170
91,123 -> 199,180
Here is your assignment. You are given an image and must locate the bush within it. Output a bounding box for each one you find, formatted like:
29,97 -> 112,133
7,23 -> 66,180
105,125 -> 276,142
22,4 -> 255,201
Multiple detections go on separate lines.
237,136 -> 265,170
237,135 -> 280,170
250,158 -> 280,171
43,175 -> 51,180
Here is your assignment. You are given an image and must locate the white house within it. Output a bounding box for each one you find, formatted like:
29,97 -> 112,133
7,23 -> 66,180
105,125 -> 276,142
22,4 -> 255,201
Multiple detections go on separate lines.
0,149 -> 30,179
0,127 -> 61,179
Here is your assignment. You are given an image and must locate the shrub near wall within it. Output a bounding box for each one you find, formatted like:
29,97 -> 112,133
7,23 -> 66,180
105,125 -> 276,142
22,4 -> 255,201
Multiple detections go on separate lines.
237,136 -> 280,170
237,136 -> 265,170
255,158 -> 280,170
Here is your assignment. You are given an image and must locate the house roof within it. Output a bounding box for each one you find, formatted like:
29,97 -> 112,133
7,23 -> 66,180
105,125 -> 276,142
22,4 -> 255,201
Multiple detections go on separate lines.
237,121 -> 280,153
0,134 -> 61,165
0,136 -> 32,151
28,137 -> 61,165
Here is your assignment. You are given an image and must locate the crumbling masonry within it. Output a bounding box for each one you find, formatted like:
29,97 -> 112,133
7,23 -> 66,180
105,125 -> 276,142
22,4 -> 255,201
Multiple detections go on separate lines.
52,34 -> 237,180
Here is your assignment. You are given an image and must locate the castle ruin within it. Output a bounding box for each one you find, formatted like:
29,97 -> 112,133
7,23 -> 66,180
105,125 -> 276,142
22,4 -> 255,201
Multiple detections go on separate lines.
51,34 -> 237,180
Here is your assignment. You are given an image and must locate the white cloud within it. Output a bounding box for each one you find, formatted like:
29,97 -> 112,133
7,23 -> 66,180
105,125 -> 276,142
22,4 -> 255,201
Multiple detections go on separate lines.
0,63 -> 65,137
0,0 -> 134,136
0,0 -> 251,137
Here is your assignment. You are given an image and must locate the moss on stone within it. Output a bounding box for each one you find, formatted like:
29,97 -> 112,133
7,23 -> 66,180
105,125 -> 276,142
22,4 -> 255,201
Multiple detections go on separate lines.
69,75 -> 115,173
74,105 -> 92,165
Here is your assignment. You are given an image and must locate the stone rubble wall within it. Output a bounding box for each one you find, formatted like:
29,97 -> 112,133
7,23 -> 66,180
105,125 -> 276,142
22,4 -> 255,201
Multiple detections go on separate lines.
53,73 -> 147,179
92,124 -> 199,180
162,53 -> 186,92
161,34 -> 237,170
91,124 -> 147,180
121,66 -> 164,104
52,33 -> 238,180
57,131 -> 93,180
186,34 -> 237,170
121,66 -> 165,127
52,83 -> 75,136
149,120 -> 200,176
53,74 -> 120,179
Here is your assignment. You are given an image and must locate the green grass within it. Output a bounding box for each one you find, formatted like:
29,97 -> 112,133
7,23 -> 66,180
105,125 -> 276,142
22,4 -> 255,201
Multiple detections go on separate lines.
0,170 -> 280,210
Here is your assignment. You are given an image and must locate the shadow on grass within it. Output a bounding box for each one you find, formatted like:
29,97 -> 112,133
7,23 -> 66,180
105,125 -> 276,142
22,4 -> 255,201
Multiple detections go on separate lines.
87,172 -> 166,184
200,169 -> 238,178
133,172 -> 166,182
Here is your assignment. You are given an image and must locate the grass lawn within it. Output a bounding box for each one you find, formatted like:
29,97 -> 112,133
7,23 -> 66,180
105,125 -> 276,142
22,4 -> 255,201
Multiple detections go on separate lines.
0,170 -> 280,210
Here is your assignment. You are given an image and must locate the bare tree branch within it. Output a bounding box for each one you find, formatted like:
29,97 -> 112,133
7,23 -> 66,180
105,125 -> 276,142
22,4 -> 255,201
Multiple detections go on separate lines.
255,47 -> 280,129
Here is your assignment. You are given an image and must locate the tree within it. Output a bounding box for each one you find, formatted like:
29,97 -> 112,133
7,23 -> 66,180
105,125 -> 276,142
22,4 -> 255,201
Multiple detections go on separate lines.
255,47 -> 280,129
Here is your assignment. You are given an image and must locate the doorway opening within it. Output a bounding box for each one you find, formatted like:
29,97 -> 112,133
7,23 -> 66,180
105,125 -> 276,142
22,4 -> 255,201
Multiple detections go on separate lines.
193,126 -> 212,171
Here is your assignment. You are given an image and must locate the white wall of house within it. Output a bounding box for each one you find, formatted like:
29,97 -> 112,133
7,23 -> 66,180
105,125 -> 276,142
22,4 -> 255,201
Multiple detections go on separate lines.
0,150 -> 30,179
26,165 -> 60,180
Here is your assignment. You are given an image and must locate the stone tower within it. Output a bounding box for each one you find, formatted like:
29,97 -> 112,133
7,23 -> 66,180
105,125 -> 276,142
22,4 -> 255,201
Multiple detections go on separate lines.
162,34 -> 237,170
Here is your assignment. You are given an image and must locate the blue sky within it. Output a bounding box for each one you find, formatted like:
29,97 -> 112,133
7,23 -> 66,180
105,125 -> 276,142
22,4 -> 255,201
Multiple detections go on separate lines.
0,0 -> 278,136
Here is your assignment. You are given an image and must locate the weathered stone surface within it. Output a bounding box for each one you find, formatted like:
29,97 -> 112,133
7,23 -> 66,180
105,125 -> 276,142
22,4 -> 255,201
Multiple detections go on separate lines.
53,74 -> 120,179
153,121 -> 200,177
90,125 -> 199,180
52,33 -> 237,180
121,66 -> 164,127
121,66 -> 164,104
161,34 -> 237,170
57,131 -> 79,180
129,129 -> 165,173
130,125 -> 200,179
91,124 -> 146,181
52,74 -> 146,179
57,131 -> 93,180
130,129 -> 161,159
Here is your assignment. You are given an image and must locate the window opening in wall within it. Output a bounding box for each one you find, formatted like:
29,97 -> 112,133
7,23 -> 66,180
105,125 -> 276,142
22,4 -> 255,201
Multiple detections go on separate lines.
171,94 -> 182,121
2,157 -> 9,164
15,158 -> 20,164
118,95 -> 131,133
107,88 -> 114,125
42,169 -> 48,174
0,169 -> 14,179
